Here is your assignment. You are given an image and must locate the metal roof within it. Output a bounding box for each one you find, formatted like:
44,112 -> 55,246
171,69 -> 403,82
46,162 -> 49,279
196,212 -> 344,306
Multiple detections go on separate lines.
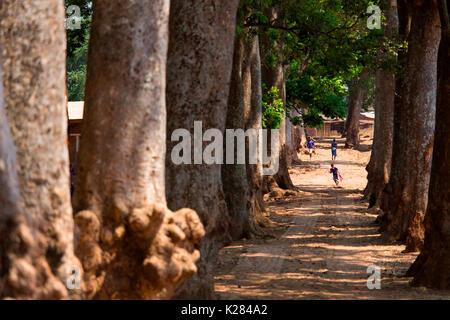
361,111 -> 375,119
68,101 -> 84,120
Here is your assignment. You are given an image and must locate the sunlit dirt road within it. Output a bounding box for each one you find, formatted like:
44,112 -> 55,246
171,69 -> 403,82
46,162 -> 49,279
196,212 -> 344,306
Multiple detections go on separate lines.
214,133 -> 450,299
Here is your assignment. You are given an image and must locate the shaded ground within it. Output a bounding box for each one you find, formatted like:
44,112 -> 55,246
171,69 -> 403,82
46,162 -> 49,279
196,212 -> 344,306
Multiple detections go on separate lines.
214,132 -> 450,299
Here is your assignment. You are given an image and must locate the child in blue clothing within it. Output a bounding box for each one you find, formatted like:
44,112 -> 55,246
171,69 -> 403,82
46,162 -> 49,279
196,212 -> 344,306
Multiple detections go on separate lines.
331,139 -> 338,161
330,164 -> 340,186
307,138 -> 315,160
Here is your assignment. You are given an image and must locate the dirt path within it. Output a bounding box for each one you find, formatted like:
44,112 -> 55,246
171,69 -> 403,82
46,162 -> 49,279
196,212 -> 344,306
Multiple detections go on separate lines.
214,134 -> 450,299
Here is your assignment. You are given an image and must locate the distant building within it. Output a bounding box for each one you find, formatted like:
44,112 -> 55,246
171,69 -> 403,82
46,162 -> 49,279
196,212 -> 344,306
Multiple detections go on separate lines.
361,111 -> 375,120
305,112 -> 374,138
68,101 -> 84,166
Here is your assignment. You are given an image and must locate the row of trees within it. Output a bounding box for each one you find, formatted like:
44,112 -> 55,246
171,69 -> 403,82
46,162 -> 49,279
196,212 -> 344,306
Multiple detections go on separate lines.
364,0 -> 449,289
0,0 -> 209,300
0,0 -> 448,299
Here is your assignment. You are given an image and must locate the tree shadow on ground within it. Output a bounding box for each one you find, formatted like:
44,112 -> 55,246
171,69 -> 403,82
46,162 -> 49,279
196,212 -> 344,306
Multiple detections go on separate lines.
214,136 -> 450,300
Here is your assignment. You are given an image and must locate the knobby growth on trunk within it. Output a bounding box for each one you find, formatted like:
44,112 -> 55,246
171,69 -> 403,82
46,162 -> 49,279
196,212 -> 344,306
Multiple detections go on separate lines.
407,0 -> 450,289
0,0 -> 80,298
380,0 -> 441,252
166,0 -> 239,299
73,0 -> 204,299
0,57 -> 67,299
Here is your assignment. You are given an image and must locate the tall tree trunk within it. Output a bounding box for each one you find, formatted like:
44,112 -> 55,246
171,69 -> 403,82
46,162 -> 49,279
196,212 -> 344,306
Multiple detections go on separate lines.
73,0 -> 204,300
0,0 -> 80,297
342,96 -> 354,138
0,57 -> 66,299
289,108 -> 306,163
223,31 -> 269,240
285,111 -> 293,166
380,0 -> 441,252
266,71 -> 296,189
345,71 -> 368,149
342,104 -> 351,138
365,0 -> 399,207
245,35 -> 269,229
166,0 -> 239,299
407,0 -> 450,289
261,65 -> 294,189
293,125 -> 307,155
379,0 -> 412,225
222,34 -> 251,240
260,8 -> 296,190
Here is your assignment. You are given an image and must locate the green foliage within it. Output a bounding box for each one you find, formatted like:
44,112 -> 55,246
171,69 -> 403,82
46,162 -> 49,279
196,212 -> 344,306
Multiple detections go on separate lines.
262,85 -> 285,129
239,0 -> 390,128
286,68 -> 347,128
66,0 -> 91,101
302,112 -> 327,128
68,0 -> 398,115
67,33 -> 89,101
66,0 -> 92,58
362,73 -> 376,111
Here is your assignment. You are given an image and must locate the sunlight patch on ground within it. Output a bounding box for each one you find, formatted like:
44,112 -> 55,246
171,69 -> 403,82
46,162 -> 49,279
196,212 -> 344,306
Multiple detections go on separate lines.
214,134 -> 450,300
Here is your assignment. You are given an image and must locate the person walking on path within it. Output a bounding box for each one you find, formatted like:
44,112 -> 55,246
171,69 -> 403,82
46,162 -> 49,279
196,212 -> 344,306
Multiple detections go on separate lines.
331,139 -> 338,161
307,138 -> 315,160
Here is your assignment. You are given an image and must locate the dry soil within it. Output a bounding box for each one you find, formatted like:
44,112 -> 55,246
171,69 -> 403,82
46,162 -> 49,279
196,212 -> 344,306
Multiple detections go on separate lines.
214,132 -> 450,299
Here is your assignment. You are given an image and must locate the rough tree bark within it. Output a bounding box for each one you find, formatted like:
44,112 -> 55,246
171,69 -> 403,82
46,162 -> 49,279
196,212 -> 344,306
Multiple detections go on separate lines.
0,0 -> 80,298
0,56 -> 67,300
380,0 -> 441,252
341,103 -> 352,138
289,108 -> 306,163
262,66 -> 295,190
407,0 -> 450,289
292,125 -> 307,156
223,30 -> 270,240
72,0 -> 204,300
364,0 -> 399,208
379,0 -> 411,224
222,34 -> 252,240
245,35 -> 270,229
259,8 -> 296,190
345,71 -> 369,148
165,0 -> 239,299
285,112 -> 293,166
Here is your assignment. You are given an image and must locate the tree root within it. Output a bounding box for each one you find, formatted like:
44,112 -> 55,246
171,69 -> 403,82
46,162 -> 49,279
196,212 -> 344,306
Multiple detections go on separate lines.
0,214 -> 68,299
75,202 -> 205,299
